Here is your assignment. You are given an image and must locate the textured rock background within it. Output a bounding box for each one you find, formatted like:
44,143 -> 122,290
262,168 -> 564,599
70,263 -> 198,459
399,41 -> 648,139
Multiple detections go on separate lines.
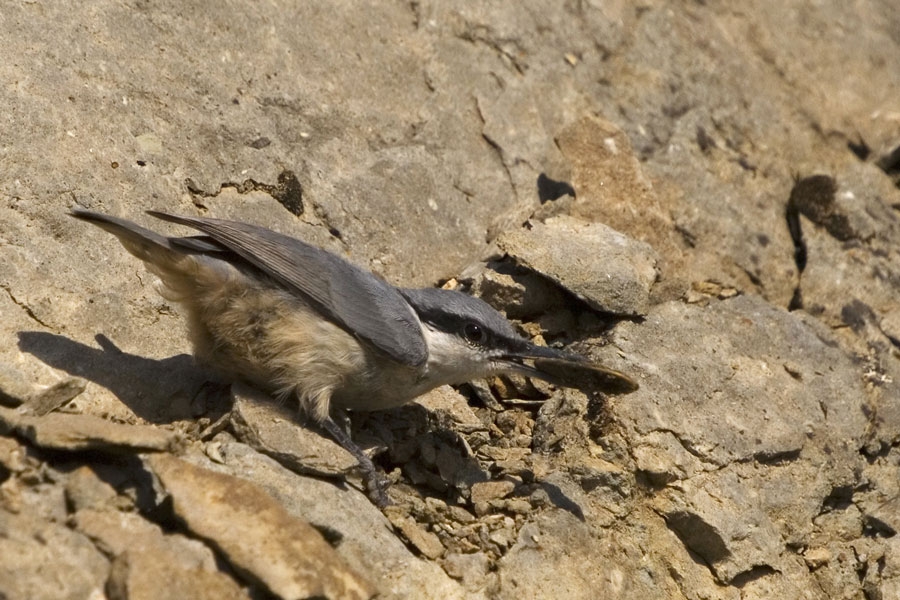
2,1 -> 899,598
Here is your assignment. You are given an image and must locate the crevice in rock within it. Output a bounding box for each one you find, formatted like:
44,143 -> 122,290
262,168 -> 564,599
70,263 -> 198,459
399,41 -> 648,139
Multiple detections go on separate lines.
455,26 -> 527,75
876,143 -> 900,188
310,202 -> 344,242
479,132 -> 515,204
731,565 -> 778,588
784,174 -> 847,311
650,427 -> 713,465
752,448 -> 802,465
785,190 -> 807,312
739,265 -> 763,287
847,138 -> 871,161
820,484 -> 858,512
185,170 -> 304,216
696,126 -> 717,153
662,510 -> 731,566
674,223 -> 698,248
474,97 -> 517,214
1,284 -> 51,329
733,155 -> 757,173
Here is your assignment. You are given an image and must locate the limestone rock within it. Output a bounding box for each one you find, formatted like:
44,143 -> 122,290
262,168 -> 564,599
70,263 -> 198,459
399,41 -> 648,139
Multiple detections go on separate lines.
497,216 -> 659,316
145,453 -> 375,600
0,407 -> 184,454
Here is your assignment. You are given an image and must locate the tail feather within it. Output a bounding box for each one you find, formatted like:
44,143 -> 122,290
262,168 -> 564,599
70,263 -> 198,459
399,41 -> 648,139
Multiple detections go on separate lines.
69,208 -> 181,265
69,208 -> 234,305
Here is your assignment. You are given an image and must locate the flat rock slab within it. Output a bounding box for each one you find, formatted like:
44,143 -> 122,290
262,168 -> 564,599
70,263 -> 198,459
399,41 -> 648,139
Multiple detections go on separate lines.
606,294 -> 870,582
652,469 -> 785,583
611,295 -> 869,467
498,508 -> 664,600
204,441 -> 471,599
497,215 -> 659,316
0,406 -> 184,453
74,508 -> 249,600
19,377 -> 87,416
0,506 -> 109,600
228,384 -> 357,477
145,453 -> 374,600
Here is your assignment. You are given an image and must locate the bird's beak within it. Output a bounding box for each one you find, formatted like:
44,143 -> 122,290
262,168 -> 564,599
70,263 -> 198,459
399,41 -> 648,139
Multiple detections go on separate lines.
500,343 -> 639,395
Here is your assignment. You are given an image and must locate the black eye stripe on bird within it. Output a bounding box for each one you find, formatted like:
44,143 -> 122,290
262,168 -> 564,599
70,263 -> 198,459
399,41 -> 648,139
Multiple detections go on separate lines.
70,208 -> 638,507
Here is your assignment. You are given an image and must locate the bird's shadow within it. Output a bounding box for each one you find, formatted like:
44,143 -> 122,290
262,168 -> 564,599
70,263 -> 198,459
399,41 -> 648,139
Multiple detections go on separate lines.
18,331 -> 588,520
17,331 -> 215,423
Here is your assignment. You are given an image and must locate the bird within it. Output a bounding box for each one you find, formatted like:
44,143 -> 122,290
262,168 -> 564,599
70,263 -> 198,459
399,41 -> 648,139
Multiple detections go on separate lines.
70,208 -> 638,505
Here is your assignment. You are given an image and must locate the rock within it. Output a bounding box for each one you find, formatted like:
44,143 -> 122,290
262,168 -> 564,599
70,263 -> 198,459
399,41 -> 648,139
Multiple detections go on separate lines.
478,78 -> 563,225
200,441 -> 472,599
386,509 -> 446,559
864,495 -> 900,536
471,480 -> 516,516
552,116 -> 688,299
498,510 -> 680,600
0,364 -> 32,407
630,430 -> 703,485
0,435 -> 27,476
804,546 -> 832,570
610,296 -> 868,468
494,410 -> 533,439
497,215 -> 659,316
0,506 -> 109,600
469,263 -> 566,319
880,537 -> 900,599
447,504 -> 477,524
74,508 -> 249,600
470,480 -> 516,504
653,470 -> 784,584
441,552 -> 493,593
609,296 -> 871,581
790,169 -> 900,453
415,385 -> 486,434
806,541 -> 869,600
20,377 -> 86,416
145,453 -> 375,600
0,407 -> 185,454
812,504 -> 864,544
65,465 -> 120,512
2,1 -> 900,598
228,383 -> 357,477
487,518 -> 518,549
434,442 -> 475,488
788,173 -> 881,247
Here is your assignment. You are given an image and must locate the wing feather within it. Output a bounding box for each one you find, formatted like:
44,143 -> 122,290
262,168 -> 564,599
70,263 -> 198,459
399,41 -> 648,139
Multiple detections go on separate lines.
148,211 -> 427,367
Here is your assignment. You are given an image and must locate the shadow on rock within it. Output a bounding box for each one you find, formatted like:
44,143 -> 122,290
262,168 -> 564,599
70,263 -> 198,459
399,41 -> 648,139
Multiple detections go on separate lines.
538,480 -> 586,521
18,331 -> 215,423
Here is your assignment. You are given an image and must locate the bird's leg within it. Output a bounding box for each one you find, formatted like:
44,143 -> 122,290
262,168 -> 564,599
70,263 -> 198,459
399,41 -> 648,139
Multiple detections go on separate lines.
321,415 -> 391,507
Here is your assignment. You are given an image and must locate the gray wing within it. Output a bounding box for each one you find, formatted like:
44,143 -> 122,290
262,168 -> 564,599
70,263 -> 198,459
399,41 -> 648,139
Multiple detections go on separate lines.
147,211 -> 428,367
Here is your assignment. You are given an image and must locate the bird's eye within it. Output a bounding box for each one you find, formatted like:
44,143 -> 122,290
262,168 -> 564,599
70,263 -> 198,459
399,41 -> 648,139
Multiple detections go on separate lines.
463,323 -> 485,344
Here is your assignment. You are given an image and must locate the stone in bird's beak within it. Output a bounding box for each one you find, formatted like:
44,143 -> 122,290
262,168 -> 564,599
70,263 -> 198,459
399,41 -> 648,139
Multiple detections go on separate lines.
500,343 -> 639,395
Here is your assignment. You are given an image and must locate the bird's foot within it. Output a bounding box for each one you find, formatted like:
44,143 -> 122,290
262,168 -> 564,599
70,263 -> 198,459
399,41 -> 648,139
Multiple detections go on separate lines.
362,467 -> 392,508
322,415 -> 392,507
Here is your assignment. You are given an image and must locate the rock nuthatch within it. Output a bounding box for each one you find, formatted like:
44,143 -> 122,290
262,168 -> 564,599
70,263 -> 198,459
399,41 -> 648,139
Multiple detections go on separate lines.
71,209 -> 637,505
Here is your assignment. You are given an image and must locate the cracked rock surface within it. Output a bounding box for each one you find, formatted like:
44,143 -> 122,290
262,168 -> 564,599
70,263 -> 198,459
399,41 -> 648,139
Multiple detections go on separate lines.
2,1 -> 900,598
